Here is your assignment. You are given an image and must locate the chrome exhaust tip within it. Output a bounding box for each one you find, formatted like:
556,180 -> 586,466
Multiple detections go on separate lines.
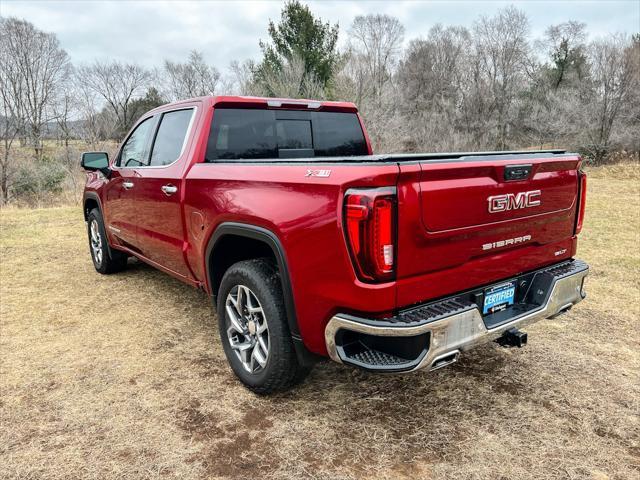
429,350 -> 459,370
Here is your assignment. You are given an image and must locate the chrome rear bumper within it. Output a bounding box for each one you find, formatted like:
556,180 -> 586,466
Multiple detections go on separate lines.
325,260 -> 589,372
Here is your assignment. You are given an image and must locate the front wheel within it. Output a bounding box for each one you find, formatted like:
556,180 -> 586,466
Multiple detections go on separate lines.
217,258 -> 309,394
87,208 -> 128,274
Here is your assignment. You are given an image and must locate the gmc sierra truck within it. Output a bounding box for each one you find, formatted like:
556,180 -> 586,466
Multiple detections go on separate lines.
81,96 -> 589,394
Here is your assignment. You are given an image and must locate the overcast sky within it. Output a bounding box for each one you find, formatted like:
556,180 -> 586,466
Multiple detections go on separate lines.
2,0 -> 638,70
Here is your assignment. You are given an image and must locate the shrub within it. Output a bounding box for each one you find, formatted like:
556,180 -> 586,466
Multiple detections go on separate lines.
11,161 -> 68,205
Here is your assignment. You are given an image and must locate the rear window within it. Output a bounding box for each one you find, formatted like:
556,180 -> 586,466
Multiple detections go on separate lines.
205,108 -> 367,161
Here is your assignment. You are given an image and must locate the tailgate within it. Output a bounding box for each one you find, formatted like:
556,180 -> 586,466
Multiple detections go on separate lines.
395,154 -> 581,306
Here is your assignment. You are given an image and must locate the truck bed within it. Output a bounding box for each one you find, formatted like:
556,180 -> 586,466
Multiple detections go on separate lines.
209,149 -> 570,163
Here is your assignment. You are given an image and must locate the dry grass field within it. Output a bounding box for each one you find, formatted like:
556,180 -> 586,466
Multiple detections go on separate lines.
1,163 -> 639,480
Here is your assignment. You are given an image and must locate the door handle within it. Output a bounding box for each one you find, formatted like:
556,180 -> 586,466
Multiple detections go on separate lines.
161,184 -> 178,195
122,181 -> 134,190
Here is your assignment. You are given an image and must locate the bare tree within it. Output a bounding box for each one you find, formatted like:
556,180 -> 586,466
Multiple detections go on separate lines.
226,59 -> 259,95
0,17 -> 70,161
583,34 -> 637,163
342,14 -> 405,151
0,18 -> 26,202
73,76 -> 116,148
397,25 -> 472,151
348,14 -> 405,103
51,74 -> 87,203
335,50 -> 402,152
616,35 -> 640,158
53,77 -> 76,149
333,48 -> 368,107
538,21 -> 588,90
77,60 -> 150,136
257,54 -> 325,99
162,50 -> 220,101
518,22 -> 589,149
472,6 -> 532,149
0,93 -> 22,204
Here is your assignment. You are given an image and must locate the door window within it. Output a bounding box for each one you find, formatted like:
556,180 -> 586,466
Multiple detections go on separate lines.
149,109 -> 194,167
118,117 -> 155,167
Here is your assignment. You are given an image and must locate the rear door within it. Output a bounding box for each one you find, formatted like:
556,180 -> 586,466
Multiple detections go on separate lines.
134,107 -> 196,279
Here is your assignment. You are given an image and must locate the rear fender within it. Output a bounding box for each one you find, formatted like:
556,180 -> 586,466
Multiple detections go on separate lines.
205,222 -> 317,366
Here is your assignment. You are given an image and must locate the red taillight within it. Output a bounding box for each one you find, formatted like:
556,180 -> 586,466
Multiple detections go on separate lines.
344,188 -> 396,282
575,171 -> 587,234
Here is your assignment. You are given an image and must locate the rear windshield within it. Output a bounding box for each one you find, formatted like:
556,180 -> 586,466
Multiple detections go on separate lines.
205,108 -> 368,161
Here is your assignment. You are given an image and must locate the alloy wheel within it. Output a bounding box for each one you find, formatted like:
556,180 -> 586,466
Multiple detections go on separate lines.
225,284 -> 270,373
90,219 -> 103,266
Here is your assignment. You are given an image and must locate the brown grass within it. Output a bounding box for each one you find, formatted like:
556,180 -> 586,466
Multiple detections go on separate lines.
1,163 -> 639,479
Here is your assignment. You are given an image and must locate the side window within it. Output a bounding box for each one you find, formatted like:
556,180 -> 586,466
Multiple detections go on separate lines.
149,109 -> 194,167
118,117 -> 155,167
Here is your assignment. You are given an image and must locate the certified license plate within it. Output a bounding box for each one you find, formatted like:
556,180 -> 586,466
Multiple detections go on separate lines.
483,282 -> 515,314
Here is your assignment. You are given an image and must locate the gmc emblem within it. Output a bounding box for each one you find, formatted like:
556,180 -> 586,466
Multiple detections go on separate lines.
488,190 -> 541,213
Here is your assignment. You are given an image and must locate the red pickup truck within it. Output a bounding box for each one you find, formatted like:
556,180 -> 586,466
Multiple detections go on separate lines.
81,96 -> 589,393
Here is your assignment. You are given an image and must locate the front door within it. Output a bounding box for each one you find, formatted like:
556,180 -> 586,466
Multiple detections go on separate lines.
104,116 -> 156,250
103,168 -> 138,249
134,108 -> 195,279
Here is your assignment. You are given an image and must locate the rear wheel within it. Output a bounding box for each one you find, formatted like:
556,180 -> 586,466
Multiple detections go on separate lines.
87,208 -> 128,274
217,258 -> 309,394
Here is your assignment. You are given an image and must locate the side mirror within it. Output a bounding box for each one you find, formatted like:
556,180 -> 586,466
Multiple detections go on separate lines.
81,152 -> 111,177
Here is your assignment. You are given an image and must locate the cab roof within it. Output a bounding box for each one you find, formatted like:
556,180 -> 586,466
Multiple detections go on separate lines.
158,95 -> 359,113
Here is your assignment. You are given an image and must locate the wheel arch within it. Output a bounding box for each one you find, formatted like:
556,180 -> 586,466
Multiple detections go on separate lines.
83,192 -> 118,261
206,223 -> 297,332
205,222 -> 317,365
83,192 -> 102,221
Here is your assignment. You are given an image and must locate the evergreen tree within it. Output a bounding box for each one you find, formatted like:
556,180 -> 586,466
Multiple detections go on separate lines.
256,1 -> 339,96
127,87 -> 165,131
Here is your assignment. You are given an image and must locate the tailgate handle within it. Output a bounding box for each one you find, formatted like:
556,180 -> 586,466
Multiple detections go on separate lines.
504,164 -> 532,181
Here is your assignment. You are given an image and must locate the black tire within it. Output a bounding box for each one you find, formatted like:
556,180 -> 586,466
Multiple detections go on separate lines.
87,208 -> 128,274
217,258 -> 309,394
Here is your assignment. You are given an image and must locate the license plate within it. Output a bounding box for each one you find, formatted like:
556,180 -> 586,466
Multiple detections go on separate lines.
483,282 -> 515,314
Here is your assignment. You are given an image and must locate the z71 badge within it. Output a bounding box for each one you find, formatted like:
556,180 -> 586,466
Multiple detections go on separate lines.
305,169 -> 331,178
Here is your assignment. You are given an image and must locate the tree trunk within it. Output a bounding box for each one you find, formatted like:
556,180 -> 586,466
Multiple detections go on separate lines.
0,165 -> 8,205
